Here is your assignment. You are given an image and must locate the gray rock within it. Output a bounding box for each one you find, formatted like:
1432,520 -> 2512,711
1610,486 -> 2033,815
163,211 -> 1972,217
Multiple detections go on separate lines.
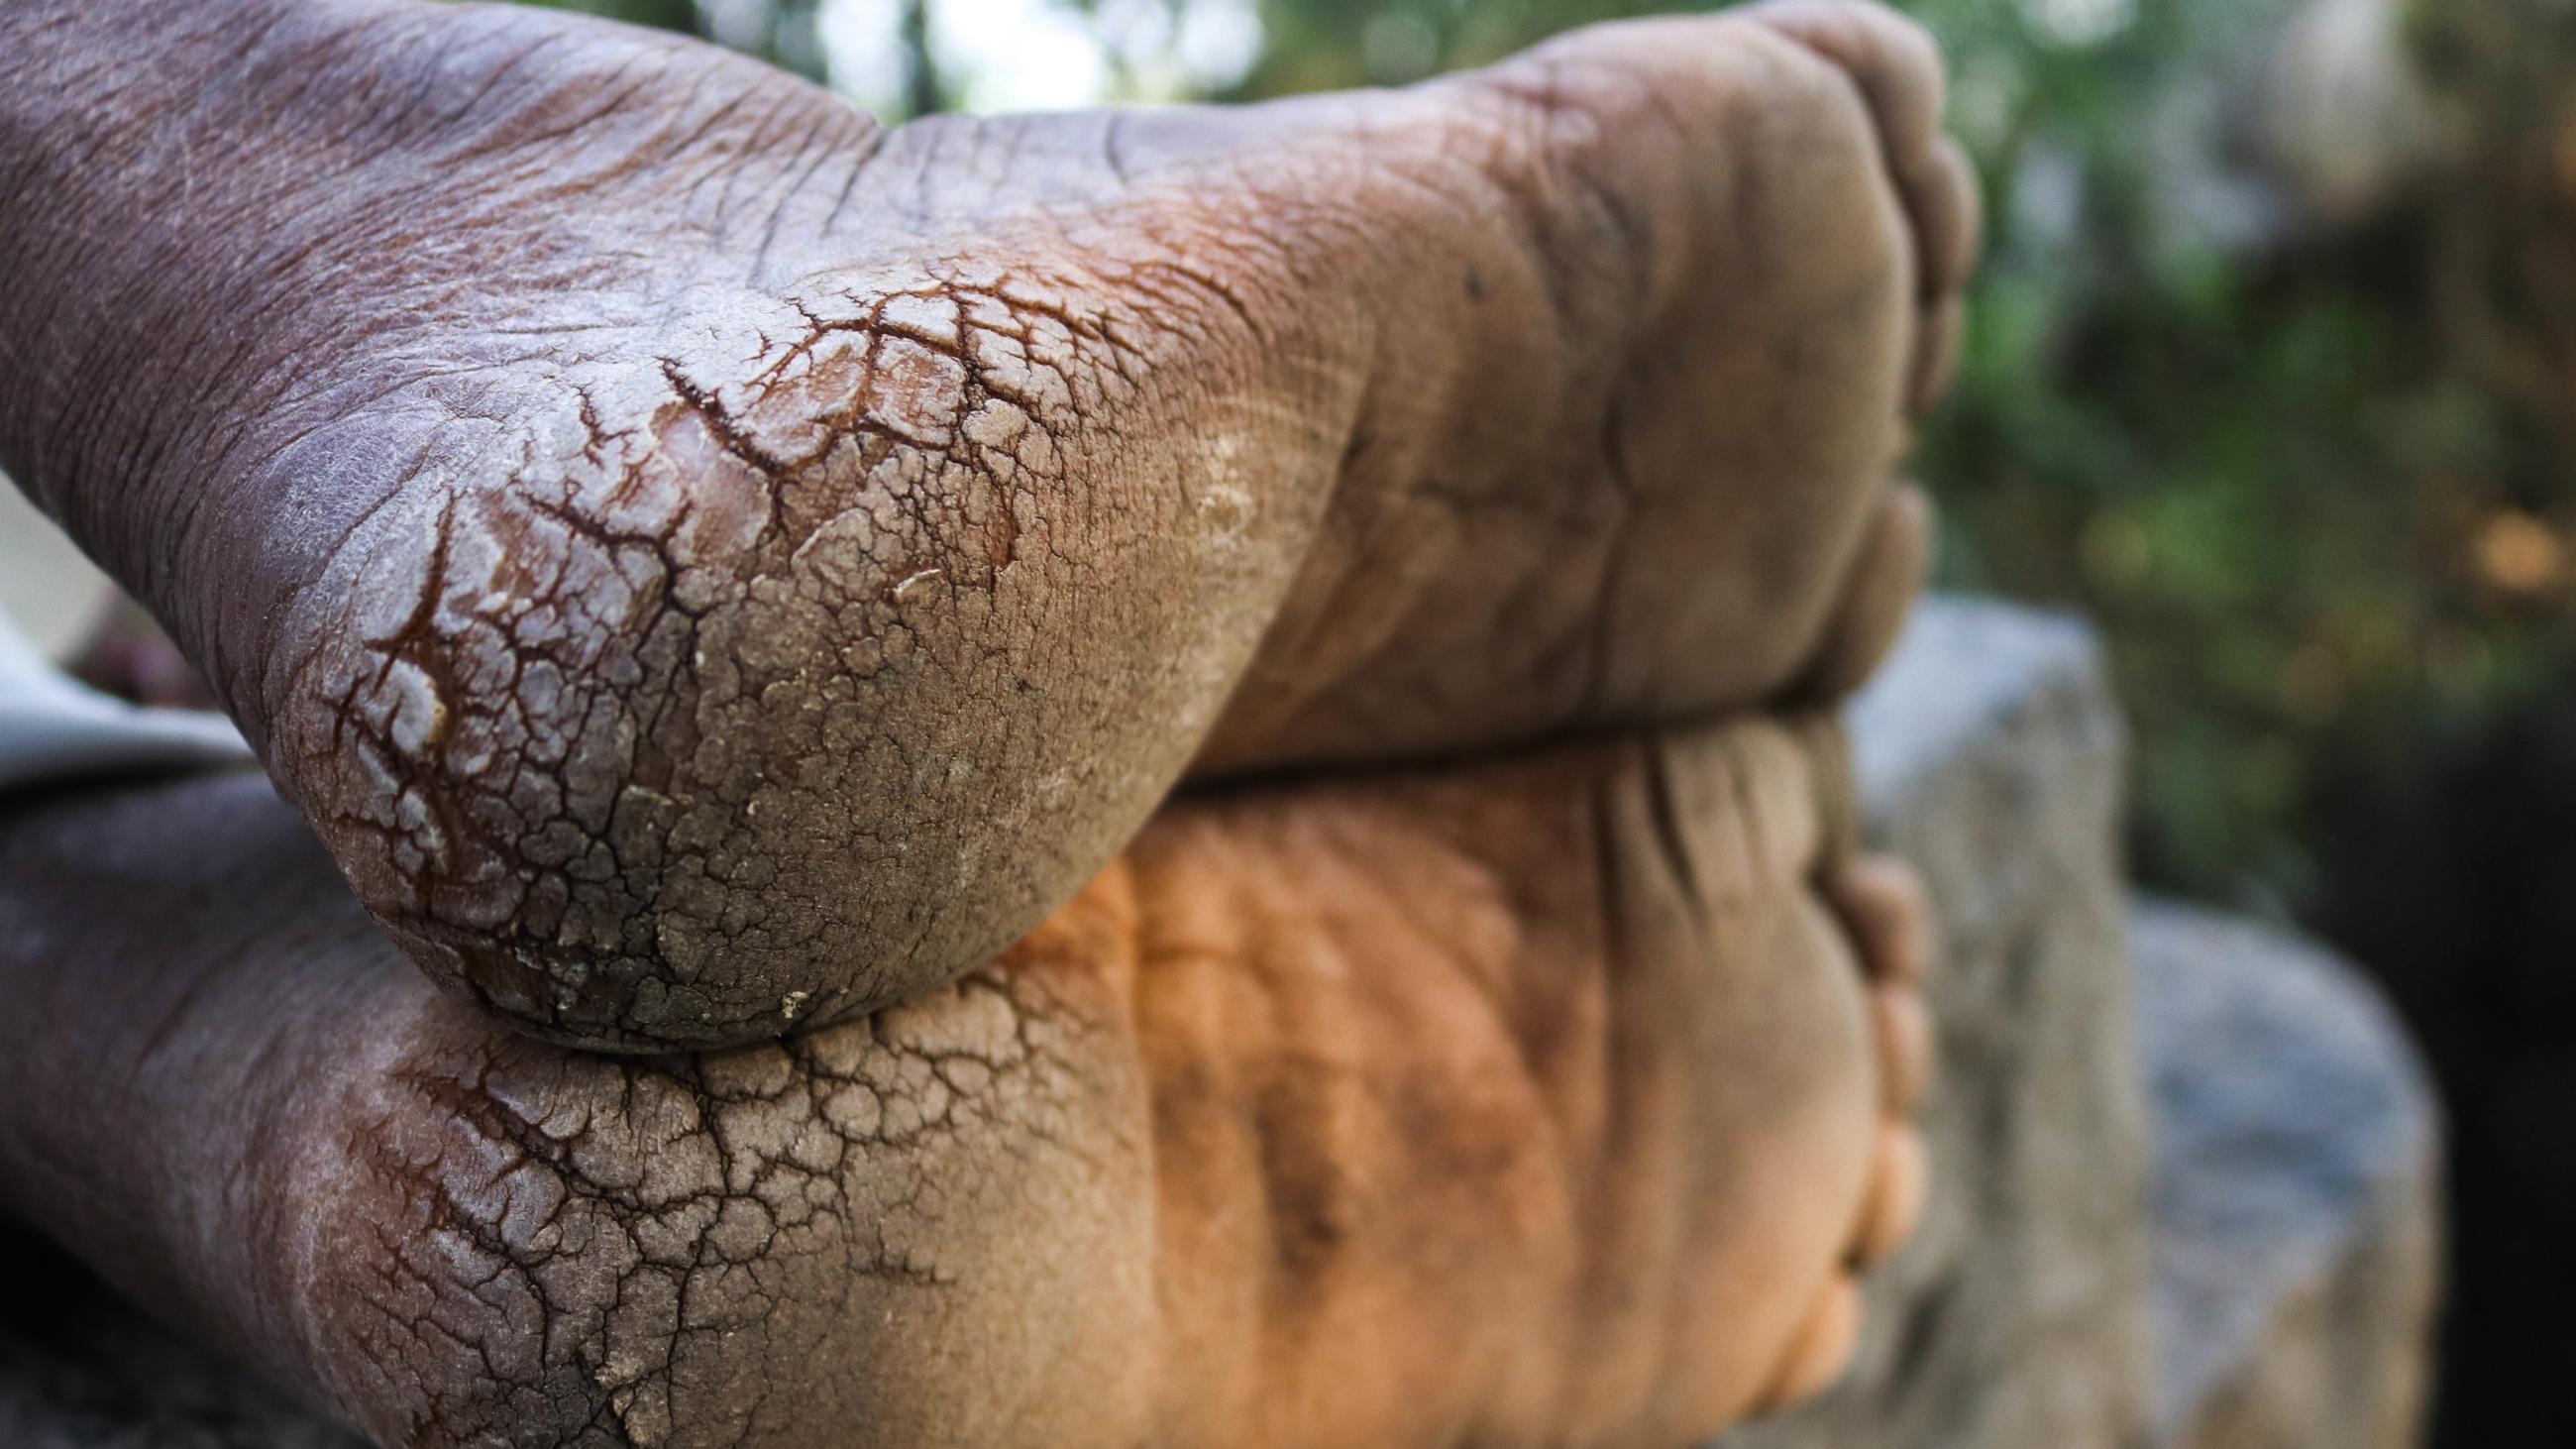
2134,902 -> 2442,1449
1730,598 -> 2156,1449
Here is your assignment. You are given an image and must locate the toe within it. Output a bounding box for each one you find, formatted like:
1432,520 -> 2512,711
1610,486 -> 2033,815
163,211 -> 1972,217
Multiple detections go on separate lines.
1911,287 -> 1969,418
1740,0 -> 1963,273
1743,1 -> 1948,171
1907,136 -> 1986,303
1850,1123 -> 1930,1268
1830,854 -> 1934,988
1871,979 -> 1936,1116
1763,1275 -> 1866,1411
1829,853 -> 1937,1132
1795,485 -> 1934,705
1746,0 -> 1982,418
1904,140 -> 1981,416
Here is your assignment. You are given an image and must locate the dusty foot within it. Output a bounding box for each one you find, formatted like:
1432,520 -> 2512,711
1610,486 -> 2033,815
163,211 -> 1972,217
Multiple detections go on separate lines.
0,713 -> 1931,1449
0,0 -> 1973,1049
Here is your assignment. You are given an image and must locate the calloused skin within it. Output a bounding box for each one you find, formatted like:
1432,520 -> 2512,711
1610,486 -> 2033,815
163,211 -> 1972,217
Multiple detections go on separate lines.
0,0 -> 1975,1051
0,2 -> 1967,1441
0,714 -> 1934,1449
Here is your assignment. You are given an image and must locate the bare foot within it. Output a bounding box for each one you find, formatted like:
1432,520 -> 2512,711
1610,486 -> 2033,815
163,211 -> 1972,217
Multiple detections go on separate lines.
0,714 -> 1931,1448
0,0 -> 1972,1049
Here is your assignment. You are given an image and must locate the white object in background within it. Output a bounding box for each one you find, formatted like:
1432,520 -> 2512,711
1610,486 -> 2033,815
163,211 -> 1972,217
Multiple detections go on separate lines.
0,615 -> 253,790
0,475 -> 252,790
0,478 -> 119,664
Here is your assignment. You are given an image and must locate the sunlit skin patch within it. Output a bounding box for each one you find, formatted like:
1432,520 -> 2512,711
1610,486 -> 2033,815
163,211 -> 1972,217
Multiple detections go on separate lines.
0,0 -> 1973,1051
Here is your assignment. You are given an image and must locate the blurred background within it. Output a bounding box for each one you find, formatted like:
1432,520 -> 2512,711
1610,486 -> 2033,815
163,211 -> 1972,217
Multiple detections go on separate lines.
387,0 -> 2576,1440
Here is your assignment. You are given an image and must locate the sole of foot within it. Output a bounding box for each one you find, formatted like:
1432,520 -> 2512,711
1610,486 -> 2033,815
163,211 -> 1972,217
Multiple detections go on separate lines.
4,0 -> 1971,1049
0,709 -> 1932,1447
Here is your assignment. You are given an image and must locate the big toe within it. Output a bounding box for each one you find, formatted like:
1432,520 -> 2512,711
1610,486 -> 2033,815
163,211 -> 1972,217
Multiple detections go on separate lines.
1744,0 -> 1982,412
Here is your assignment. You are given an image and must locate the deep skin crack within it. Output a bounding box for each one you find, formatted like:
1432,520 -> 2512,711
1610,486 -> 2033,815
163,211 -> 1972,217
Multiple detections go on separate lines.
276,254 -> 1235,1052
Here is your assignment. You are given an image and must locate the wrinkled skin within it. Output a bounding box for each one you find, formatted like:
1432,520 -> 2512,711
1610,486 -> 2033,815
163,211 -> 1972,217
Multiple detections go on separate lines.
0,0 -> 1975,1050
0,716 -> 1933,1449
0,2 -> 1970,1442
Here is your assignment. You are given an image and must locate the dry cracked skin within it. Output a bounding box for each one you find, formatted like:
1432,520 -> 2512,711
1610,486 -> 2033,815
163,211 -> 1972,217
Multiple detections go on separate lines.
0,0 -> 1975,1051
0,1 -> 1971,1442
0,715 -> 1935,1449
